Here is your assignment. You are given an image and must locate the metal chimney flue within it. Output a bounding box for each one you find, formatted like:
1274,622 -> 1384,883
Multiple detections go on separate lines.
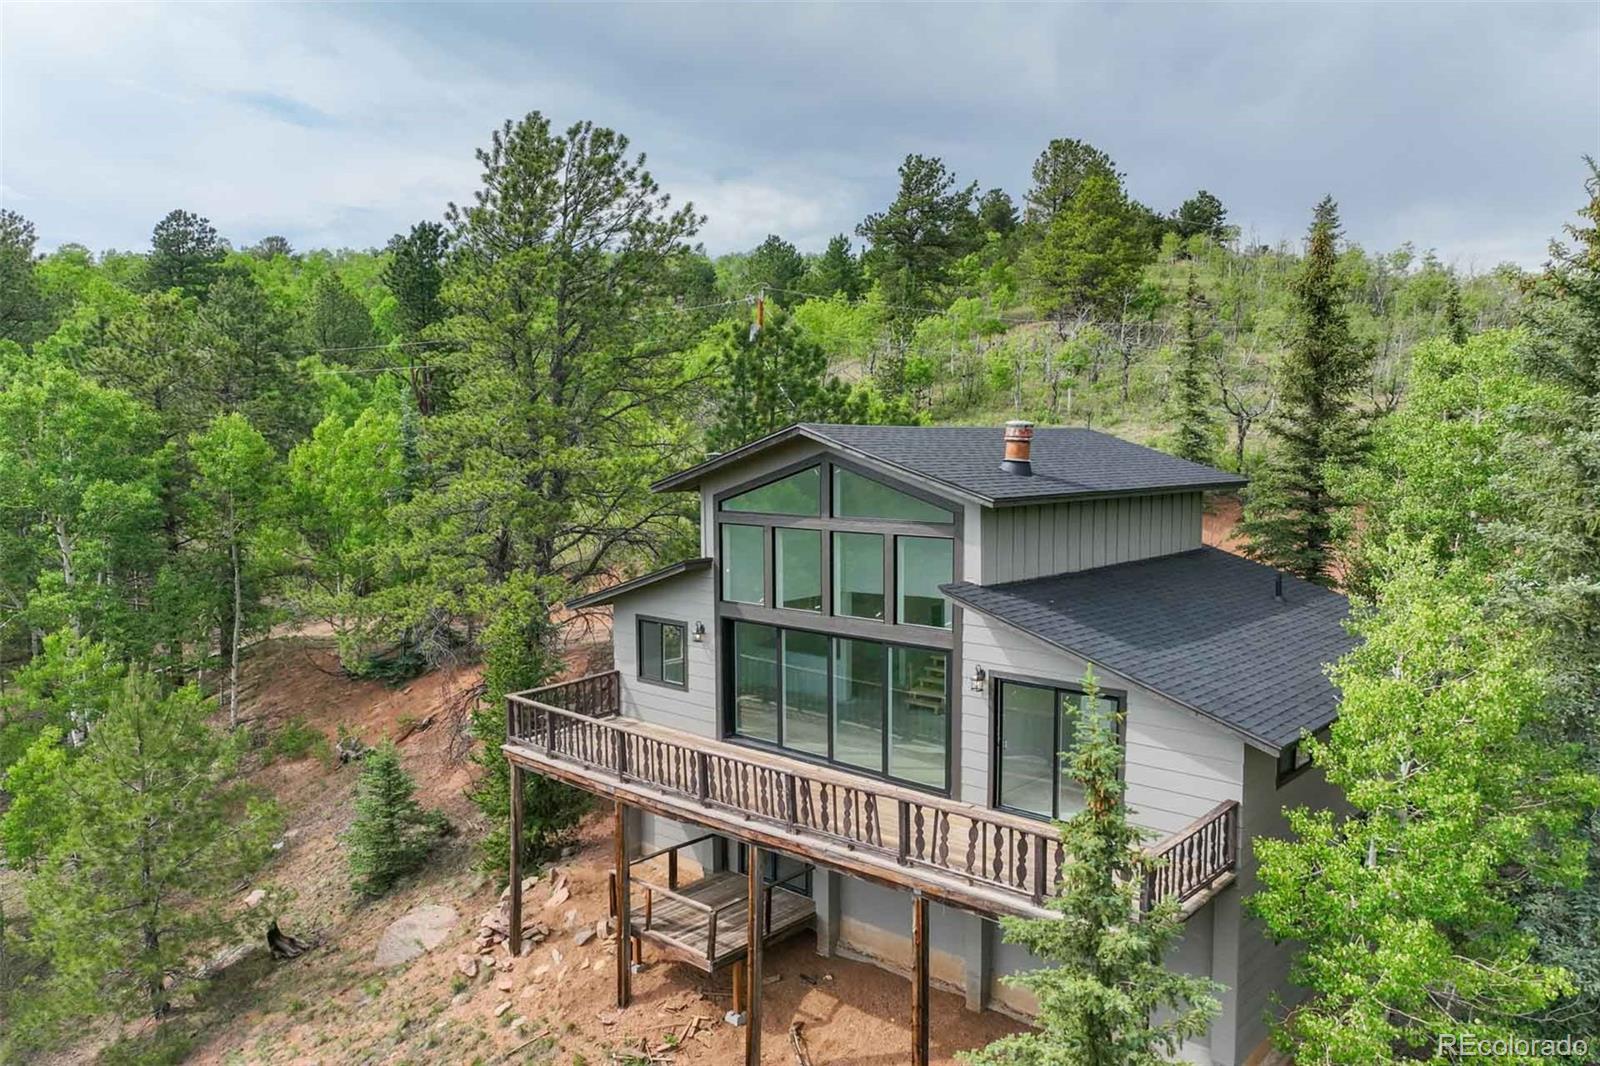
1000,420 -> 1034,476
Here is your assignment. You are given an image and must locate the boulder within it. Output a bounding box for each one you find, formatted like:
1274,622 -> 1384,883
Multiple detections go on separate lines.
373,904 -> 459,967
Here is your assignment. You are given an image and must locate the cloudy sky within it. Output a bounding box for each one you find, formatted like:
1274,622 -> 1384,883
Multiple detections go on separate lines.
2,3 -> 1596,268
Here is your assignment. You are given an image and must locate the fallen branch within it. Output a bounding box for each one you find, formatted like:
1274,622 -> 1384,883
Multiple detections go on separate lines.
790,1021 -> 813,1066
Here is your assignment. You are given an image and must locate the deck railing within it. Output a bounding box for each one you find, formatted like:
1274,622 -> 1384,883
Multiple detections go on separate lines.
509,672 -> 1237,913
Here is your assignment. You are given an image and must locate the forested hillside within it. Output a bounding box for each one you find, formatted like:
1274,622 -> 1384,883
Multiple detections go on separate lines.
0,112 -> 1594,1065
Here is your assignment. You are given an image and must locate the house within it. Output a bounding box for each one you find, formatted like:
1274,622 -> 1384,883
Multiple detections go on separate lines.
501,421 -> 1353,1065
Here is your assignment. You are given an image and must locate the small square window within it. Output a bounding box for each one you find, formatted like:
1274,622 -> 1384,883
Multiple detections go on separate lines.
1276,740 -> 1314,786
639,619 -> 687,687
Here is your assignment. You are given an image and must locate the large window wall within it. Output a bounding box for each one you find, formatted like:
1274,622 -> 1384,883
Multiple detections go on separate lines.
727,620 -> 949,790
713,461 -> 957,629
713,457 -> 962,792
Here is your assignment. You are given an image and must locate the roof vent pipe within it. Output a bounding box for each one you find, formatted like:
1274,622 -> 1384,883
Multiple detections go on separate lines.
1274,573 -> 1284,602
1000,420 -> 1034,476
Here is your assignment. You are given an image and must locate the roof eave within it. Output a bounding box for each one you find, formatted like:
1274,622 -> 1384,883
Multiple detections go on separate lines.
942,581 -> 1288,755
566,558 -> 712,609
987,477 -> 1247,507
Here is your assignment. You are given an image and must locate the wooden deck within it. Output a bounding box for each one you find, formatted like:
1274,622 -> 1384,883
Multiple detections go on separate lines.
632,870 -> 814,972
509,671 -> 1239,922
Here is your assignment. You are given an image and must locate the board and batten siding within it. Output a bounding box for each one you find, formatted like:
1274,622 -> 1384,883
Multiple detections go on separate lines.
959,610 -> 1245,837
609,568 -> 719,738
980,491 -> 1202,584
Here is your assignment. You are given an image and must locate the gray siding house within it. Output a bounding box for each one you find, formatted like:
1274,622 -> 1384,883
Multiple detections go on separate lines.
502,422 -> 1352,1065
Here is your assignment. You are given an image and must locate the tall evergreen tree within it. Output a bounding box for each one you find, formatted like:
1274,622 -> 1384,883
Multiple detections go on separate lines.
301,272 -> 376,355
1171,190 -> 1228,241
966,671 -> 1220,1066
1498,161 -> 1600,1047
1023,172 -> 1154,330
856,154 -> 978,337
706,307 -> 862,451
1171,271 -> 1216,464
192,271 -> 306,445
977,188 -> 1020,238
740,234 -> 808,298
1023,138 -> 1120,225
403,113 -> 702,870
146,209 -> 224,299
0,210 -> 52,347
806,234 -> 864,300
382,221 -> 448,337
1239,197 -> 1370,584
22,671 -> 279,1019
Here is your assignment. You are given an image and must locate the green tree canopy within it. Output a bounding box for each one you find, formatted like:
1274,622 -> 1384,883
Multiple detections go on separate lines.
1170,271 -> 1217,464
147,209 -> 225,299
806,234 -> 864,300
705,307 -> 864,452
23,670 -> 279,1019
1023,137 -> 1120,225
1023,172 -> 1155,327
403,112 -> 703,867
857,154 -> 978,337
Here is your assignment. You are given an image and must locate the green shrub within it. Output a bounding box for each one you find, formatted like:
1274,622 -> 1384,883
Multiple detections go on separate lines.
265,717 -> 330,764
343,742 -> 449,896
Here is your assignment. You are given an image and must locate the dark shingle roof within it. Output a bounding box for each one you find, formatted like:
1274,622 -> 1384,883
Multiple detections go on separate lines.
943,548 -> 1355,751
652,424 -> 1245,505
566,558 -> 710,609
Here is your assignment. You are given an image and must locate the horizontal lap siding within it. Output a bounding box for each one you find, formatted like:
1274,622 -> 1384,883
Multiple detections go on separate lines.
611,569 -> 718,738
1235,747 -> 1343,1060
959,612 -> 1243,835
981,492 -> 1202,584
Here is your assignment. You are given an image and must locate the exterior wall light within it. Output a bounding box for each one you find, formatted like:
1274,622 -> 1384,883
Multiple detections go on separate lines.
970,665 -> 987,693
692,621 -> 706,643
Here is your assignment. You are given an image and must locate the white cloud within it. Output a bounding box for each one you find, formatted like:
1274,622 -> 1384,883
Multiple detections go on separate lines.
1,2 -> 1594,265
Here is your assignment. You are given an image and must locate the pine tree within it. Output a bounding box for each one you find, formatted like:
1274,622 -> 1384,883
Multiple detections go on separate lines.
301,272 -> 375,356
857,154 -> 978,338
1171,271 -> 1217,464
344,741 -> 447,896
146,209 -> 224,299
0,210 -> 52,347
1498,160 -> 1600,1048
807,234 -> 864,300
1443,273 -> 1470,345
403,113 -> 702,872
965,671 -> 1221,1066
1023,172 -> 1154,331
1023,138 -> 1120,225
382,221 -> 448,337
1239,197 -> 1370,584
22,671 -> 279,1018
706,307 -> 864,451
1171,191 -> 1228,242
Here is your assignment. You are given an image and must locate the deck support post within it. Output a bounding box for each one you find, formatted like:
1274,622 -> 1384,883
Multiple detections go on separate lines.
912,891 -> 930,1066
962,912 -> 990,1012
745,845 -> 766,1066
614,800 -> 631,1009
508,764 -> 524,958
